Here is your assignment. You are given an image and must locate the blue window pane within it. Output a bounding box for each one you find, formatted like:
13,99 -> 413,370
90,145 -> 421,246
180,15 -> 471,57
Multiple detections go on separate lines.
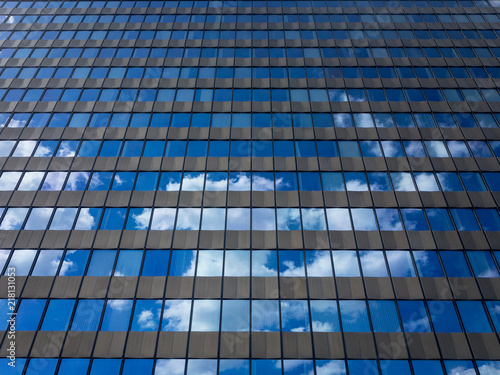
26,358 -> 58,375
135,172 -> 158,191
221,300 -> 249,331
71,300 -> 104,331
369,300 -> 401,332
317,141 -> 338,157
274,141 -> 295,157
219,360 -> 249,375
115,250 -> 142,276
345,172 -> 368,191
477,209 -> 500,231
401,209 -> 429,231
467,251 -> 499,277
437,172 -> 463,191
413,251 -> 444,277
281,300 -> 310,332
441,251 -> 471,277
298,172 -> 321,191
101,300 -> 133,331
88,172 -> 113,191
59,250 -> 90,276
444,361 -> 475,375
100,141 -> 121,157
122,360 -> 153,375
476,362 -> 500,375
131,300 -> 161,331
310,300 -> 340,332
295,141 -> 317,157
169,250 -> 196,276
143,141 -> 164,157
428,301 -> 461,332
412,361 -> 444,375
352,208 -> 377,230
155,360 -> 186,375
159,172 -> 182,191
100,208 -> 126,230
398,301 -> 431,332
16,299 -> 45,330
322,172 -> 344,191
111,172 -> 135,191
301,208 -> 326,230
75,208 -> 102,230
368,173 -> 392,191
279,250 -> 305,277
360,141 -> 383,157
89,359 -> 121,375
457,301 -> 492,332
87,250 -> 116,276
283,360 -> 314,375
376,209 -> 403,231
380,360 -> 411,375
122,141 -> 143,156
252,300 -> 280,332
58,359 -> 90,375
41,299 -> 74,331
387,251 -> 416,277
275,172 -> 298,191
338,141 -> 360,157
252,360 -> 281,375
461,172 -> 486,191
348,360 -> 378,375
142,250 -> 169,276
451,209 -> 480,231
339,300 -> 370,332
486,301 -> 500,332
426,209 -> 454,231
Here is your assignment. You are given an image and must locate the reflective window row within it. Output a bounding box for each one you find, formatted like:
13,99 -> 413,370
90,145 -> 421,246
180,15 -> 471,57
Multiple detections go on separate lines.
3,87 -> 500,103
3,12 -> 500,25
2,46 -> 498,60
3,296 -> 500,333
0,0 -> 494,10
0,206 -> 499,231
5,65 -> 500,81
1,358 -> 499,375
1,170 -> 498,194
2,138 -> 498,159
1,111 -> 499,129
4,28 -> 500,42
2,248 -> 500,278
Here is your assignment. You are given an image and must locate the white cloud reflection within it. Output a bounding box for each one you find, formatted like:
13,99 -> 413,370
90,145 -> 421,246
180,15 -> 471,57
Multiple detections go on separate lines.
0,207 -> 29,230
151,208 -> 176,230
155,359 -> 186,375
162,300 -> 191,332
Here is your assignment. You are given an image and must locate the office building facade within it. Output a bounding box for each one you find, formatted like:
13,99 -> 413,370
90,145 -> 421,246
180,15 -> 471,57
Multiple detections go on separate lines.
1,0 -> 500,374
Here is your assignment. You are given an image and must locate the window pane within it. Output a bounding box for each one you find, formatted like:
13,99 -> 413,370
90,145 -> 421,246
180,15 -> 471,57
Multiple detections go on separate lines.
310,300 -> 340,332
221,300 -> 249,331
398,301 -> 431,332
369,301 -> 401,332
281,300 -> 310,332
101,300 -> 133,331
191,300 -> 220,331
41,299 -> 74,331
428,301 -> 461,332
131,300 -> 161,331
71,300 -> 104,331
339,301 -> 370,332
457,301 -> 492,332
162,300 -> 191,331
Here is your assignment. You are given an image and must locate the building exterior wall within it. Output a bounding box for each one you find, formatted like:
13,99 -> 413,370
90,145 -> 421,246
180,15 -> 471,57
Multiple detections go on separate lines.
0,1 -> 500,374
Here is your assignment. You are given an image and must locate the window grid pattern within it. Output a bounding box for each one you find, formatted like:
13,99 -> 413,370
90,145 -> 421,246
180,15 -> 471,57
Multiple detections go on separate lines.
1,1 -> 500,375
